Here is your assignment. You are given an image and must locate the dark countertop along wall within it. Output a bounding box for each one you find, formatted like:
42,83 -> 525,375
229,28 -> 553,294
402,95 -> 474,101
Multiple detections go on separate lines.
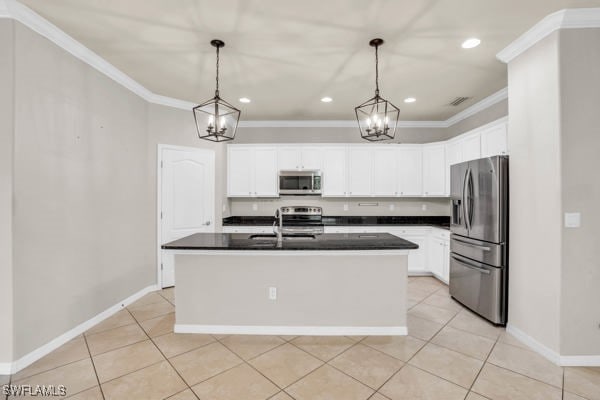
223,215 -> 450,229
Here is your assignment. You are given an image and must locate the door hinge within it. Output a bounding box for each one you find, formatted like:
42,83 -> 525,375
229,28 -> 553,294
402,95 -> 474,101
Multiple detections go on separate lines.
160,263 -> 163,270
160,211 -> 163,219
161,160 -> 163,168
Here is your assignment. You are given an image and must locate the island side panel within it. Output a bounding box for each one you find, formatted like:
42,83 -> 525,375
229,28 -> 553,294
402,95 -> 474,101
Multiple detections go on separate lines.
174,252 -> 407,335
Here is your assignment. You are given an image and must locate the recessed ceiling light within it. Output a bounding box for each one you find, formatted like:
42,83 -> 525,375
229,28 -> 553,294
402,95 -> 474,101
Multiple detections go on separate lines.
461,38 -> 481,49
321,97 -> 333,103
404,97 -> 416,103
239,97 -> 251,103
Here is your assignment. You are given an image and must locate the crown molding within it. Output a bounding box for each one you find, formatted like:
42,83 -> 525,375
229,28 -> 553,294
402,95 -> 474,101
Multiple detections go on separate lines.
444,87 -> 508,127
3,0 -> 505,129
497,8 -> 600,63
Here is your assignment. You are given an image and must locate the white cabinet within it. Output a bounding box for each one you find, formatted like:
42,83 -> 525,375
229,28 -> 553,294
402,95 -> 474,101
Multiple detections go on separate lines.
372,147 -> 398,196
322,146 -> 348,197
404,234 -> 429,274
397,146 -> 423,196
422,143 -> 446,196
461,132 -> 481,162
277,146 -> 323,170
227,147 -> 254,196
347,147 -> 373,196
428,229 -> 450,283
227,146 -> 278,197
222,226 -> 273,234
480,123 -> 508,157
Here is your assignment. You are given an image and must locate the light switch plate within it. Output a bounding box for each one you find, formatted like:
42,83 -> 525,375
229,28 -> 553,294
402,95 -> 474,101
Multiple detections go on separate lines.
252,203 -> 258,211
564,212 -> 581,228
343,204 -> 349,211
389,204 -> 395,211
422,204 -> 427,211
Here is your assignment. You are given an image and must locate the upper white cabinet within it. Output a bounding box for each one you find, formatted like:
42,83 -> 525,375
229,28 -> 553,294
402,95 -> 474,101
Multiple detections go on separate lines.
277,146 -> 323,170
480,123 -> 508,157
397,146 -> 422,196
347,147 -> 373,196
227,146 -> 278,197
372,147 -> 398,196
422,143 -> 446,196
321,146 -> 348,197
226,118 -> 507,198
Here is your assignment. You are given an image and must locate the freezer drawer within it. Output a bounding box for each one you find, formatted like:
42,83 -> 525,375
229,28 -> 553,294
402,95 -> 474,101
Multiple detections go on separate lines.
449,253 -> 506,325
450,234 -> 505,267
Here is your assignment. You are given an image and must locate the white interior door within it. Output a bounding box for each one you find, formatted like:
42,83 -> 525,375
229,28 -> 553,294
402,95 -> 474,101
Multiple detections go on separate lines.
161,147 -> 215,287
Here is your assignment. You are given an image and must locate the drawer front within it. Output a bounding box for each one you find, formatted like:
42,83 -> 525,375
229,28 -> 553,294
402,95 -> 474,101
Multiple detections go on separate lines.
450,234 -> 504,267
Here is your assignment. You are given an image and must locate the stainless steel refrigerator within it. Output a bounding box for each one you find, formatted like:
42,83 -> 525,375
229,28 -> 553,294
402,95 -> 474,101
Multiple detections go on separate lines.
449,156 -> 508,325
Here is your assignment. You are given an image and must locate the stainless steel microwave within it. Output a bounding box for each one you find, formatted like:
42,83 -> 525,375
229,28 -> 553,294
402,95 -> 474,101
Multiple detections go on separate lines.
278,170 -> 322,195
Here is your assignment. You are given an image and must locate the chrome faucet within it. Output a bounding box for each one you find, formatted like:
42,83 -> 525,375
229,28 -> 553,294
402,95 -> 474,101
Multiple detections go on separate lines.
273,208 -> 283,243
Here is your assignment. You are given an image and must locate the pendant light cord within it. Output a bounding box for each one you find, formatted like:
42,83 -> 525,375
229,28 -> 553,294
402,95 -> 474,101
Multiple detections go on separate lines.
375,44 -> 379,96
215,45 -> 220,97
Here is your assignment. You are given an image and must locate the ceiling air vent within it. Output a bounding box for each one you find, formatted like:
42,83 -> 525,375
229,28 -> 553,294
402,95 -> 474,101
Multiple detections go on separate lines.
449,96 -> 472,106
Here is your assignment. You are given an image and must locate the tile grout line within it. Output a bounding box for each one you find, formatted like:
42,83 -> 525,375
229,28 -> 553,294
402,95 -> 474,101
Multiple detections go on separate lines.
126,306 -> 202,400
82,332 -> 106,400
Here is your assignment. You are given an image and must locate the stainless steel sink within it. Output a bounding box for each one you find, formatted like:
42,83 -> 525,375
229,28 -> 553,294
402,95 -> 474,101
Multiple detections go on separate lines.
249,234 -> 317,241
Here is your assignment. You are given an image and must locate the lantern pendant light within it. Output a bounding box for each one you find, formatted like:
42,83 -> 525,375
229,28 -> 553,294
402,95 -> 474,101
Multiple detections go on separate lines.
193,39 -> 241,142
355,38 -> 400,141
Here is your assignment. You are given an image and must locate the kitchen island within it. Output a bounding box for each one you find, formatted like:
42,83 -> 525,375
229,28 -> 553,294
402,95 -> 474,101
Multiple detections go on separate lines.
162,232 -> 418,336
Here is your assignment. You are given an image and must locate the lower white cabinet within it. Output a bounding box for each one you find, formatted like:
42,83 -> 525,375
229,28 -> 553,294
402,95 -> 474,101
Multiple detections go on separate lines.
323,225 -> 450,282
222,226 -> 274,234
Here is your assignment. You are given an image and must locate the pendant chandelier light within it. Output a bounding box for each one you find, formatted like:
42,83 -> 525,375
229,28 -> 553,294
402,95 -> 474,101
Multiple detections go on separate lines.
355,38 -> 400,141
193,39 -> 241,142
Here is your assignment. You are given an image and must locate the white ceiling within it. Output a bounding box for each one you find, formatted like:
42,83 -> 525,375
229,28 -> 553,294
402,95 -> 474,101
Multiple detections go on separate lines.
19,0 -> 600,120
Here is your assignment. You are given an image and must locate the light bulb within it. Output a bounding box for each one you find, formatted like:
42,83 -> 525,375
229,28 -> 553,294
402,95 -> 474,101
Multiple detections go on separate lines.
220,116 -> 226,129
366,118 -> 372,129
208,115 -> 214,127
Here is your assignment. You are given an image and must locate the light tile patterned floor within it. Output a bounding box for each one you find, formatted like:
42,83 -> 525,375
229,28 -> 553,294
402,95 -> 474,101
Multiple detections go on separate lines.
2,277 -> 599,400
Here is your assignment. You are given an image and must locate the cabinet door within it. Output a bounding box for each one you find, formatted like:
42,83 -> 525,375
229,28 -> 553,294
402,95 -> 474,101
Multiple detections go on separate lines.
397,146 -> 423,196
372,147 -> 398,196
253,147 -> 278,196
348,147 -> 373,196
442,241 -> 450,284
480,123 -> 508,157
422,144 -> 446,196
445,140 -> 462,196
429,237 -> 445,278
461,133 -> 481,162
300,147 -> 323,170
228,147 -> 254,196
403,234 -> 428,273
322,147 -> 347,196
277,147 -> 302,170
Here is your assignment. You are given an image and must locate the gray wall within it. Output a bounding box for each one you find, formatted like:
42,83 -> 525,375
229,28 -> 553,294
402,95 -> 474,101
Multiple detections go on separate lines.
559,28 -> 600,356
0,19 -> 15,365
234,126 -> 447,144
507,31 -> 563,354
11,22 -> 155,358
445,100 -> 508,138
146,104 -> 227,231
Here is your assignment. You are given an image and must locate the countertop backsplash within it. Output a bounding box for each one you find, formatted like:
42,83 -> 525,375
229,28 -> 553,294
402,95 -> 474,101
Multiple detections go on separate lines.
228,197 -> 451,217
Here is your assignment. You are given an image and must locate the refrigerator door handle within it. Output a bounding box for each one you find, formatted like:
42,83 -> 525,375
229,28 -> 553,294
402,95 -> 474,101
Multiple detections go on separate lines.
468,169 -> 475,229
451,254 -> 491,275
463,167 -> 471,232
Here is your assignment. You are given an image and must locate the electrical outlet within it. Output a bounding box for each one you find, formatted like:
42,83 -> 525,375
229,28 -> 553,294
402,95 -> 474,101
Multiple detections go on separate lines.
343,204 -> 349,211
252,203 -> 258,211
222,203 -> 227,213
422,204 -> 427,211
564,212 -> 581,228
389,204 -> 395,211
268,287 -> 277,300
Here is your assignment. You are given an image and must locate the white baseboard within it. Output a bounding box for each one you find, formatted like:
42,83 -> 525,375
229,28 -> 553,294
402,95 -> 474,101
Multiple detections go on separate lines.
0,362 -> 11,375
175,324 -> 407,336
506,324 -> 561,365
408,270 -> 433,276
559,355 -> 600,366
9,284 -> 159,375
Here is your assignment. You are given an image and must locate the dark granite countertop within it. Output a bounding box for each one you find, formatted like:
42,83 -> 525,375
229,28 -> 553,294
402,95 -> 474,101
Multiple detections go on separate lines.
162,232 -> 419,251
222,215 -> 450,230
